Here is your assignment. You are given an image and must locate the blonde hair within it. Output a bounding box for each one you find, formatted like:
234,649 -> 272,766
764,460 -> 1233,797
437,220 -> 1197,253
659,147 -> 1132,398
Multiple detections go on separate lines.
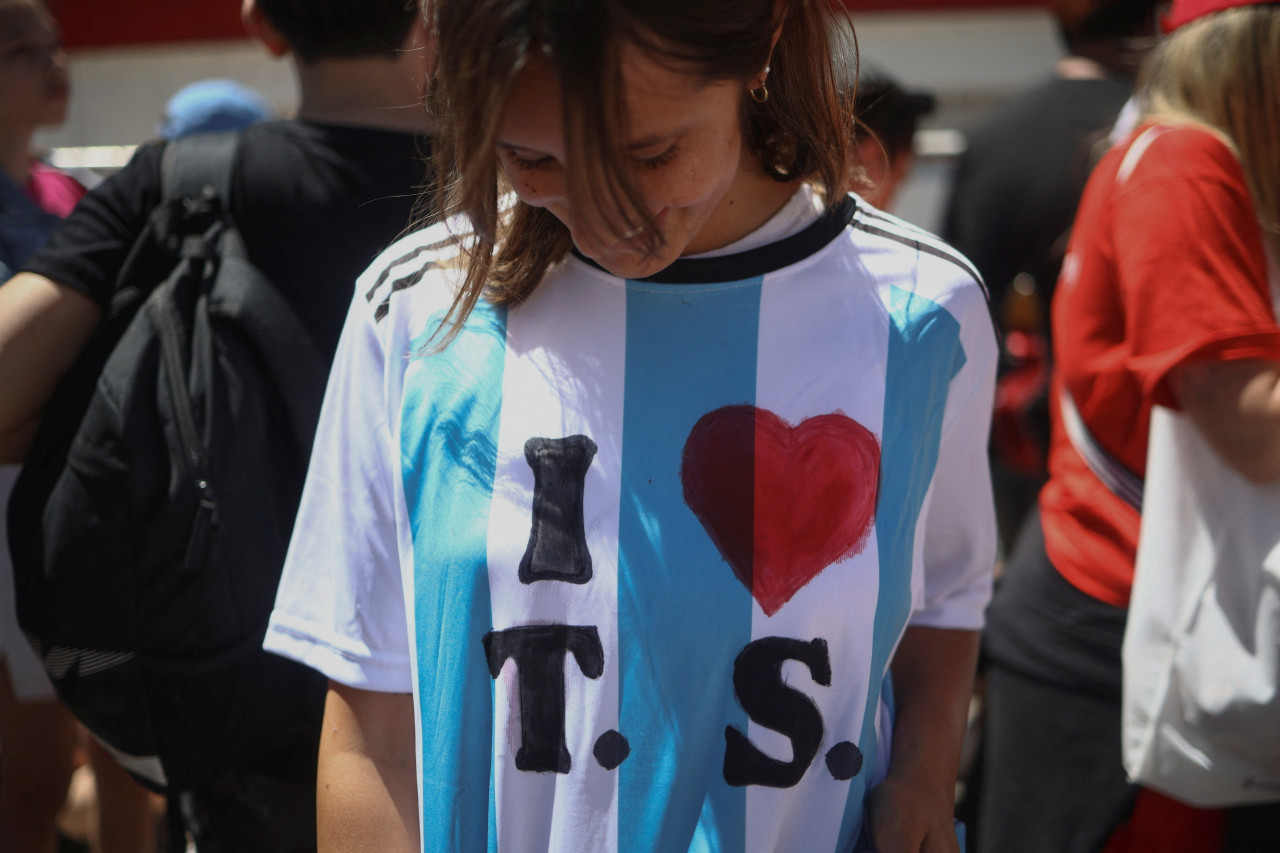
1141,5 -> 1280,254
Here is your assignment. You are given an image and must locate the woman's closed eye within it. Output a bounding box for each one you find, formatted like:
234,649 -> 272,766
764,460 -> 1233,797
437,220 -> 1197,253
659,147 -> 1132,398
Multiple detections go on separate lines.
503,145 -> 678,173
503,149 -> 554,171
633,145 -> 678,170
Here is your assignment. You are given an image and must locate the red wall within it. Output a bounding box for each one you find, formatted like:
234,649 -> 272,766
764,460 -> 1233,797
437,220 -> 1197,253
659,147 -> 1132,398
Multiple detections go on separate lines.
48,0 -> 1043,51
49,0 -> 248,50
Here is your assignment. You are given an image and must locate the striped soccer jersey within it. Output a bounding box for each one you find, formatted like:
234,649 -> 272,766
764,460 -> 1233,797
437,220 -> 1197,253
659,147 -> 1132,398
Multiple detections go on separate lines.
266,191 -> 998,853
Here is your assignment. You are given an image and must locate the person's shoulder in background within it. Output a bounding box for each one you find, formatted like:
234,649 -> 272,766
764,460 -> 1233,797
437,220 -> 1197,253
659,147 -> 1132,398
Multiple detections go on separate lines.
25,160 -> 85,218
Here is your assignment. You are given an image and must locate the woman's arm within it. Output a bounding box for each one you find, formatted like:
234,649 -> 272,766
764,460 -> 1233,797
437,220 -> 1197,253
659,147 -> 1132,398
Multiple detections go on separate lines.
866,626 -> 979,853
317,682 -> 419,853
1172,358 -> 1280,484
0,272 -> 101,463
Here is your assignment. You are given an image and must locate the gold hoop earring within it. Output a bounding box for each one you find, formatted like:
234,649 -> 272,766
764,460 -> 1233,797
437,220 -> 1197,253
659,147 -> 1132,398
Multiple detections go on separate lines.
749,64 -> 771,103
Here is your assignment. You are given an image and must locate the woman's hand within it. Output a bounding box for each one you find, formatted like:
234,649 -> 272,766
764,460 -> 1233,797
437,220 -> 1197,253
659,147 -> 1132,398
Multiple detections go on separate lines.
864,626 -> 979,853
865,767 -> 960,853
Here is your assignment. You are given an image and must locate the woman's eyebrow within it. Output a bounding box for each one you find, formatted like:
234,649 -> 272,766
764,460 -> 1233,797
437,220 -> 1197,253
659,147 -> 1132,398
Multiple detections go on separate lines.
496,141 -> 546,153
625,127 -> 688,151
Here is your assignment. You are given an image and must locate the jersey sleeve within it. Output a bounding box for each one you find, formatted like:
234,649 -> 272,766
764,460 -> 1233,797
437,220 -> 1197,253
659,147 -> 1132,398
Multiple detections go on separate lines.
23,142 -> 166,306
1113,127 -> 1280,408
264,275 -> 413,693
912,281 -> 999,631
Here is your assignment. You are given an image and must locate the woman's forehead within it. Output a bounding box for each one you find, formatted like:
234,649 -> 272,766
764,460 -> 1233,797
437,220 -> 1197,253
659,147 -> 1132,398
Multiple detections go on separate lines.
617,39 -> 711,98
499,47 -> 737,153
505,42 -> 728,129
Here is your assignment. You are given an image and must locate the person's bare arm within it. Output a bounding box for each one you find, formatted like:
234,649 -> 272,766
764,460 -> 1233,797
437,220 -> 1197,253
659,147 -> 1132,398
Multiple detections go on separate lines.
0,272 -> 101,463
1172,359 -> 1280,484
866,626 -> 979,853
318,682 -> 419,853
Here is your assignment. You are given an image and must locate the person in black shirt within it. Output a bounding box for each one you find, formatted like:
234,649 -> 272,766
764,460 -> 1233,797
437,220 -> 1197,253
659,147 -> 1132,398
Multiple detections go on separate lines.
13,0 -> 434,375
0,0 -> 435,849
942,5 -> 1161,848
941,0 -> 1161,554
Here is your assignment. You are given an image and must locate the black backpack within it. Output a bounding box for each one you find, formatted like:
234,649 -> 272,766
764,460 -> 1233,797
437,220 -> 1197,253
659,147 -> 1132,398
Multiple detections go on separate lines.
9,132 -> 329,795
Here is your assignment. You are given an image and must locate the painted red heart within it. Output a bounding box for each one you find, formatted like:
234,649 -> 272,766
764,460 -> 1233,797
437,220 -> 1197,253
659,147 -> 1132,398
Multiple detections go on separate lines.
681,405 -> 880,617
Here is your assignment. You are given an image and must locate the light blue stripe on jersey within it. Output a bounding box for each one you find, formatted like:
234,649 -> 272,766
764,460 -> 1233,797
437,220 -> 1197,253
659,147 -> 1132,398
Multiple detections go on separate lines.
401,304 -> 509,853
838,286 -> 966,849
617,278 -> 762,853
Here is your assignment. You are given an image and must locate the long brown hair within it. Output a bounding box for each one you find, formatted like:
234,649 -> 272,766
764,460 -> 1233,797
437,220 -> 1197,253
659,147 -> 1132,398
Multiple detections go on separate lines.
423,0 -> 855,343
1142,5 -> 1280,256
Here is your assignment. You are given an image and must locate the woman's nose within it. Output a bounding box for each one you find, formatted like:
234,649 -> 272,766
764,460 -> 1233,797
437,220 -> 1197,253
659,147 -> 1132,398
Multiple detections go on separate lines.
515,170 -> 567,209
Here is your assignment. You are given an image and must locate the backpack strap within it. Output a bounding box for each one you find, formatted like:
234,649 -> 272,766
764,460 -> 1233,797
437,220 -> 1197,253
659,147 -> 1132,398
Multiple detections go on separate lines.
156,131 -> 328,456
1059,387 -> 1145,512
160,131 -> 239,204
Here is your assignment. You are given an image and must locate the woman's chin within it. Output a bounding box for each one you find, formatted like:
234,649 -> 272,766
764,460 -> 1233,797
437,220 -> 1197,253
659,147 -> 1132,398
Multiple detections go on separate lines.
583,242 -> 683,281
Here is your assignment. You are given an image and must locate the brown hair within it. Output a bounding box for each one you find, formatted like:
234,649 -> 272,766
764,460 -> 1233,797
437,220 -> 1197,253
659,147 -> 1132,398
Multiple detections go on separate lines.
1142,5 -> 1280,254
424,0 -> 855,342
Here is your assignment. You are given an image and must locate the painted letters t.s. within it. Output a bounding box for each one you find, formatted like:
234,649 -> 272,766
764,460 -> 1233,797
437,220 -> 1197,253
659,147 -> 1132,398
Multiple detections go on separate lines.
483,625 -> 604,773
724,637 -> 832,788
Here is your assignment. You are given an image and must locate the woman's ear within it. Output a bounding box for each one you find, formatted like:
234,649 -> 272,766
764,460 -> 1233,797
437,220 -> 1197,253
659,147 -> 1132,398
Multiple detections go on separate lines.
760,3 -> 785,79
770,0 -> 788,52
242,0 -> 291,59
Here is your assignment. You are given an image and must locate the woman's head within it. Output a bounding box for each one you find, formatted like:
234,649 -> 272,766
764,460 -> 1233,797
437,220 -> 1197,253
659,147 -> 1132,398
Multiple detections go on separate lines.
426,0 -> 853,312
0,0 -> 68,133
1142,3 -> 1280,249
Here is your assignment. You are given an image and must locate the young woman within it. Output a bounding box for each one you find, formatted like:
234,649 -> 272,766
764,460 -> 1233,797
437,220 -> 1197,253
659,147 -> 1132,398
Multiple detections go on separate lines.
265,1 -> 998,851
979,2 -> 1280,851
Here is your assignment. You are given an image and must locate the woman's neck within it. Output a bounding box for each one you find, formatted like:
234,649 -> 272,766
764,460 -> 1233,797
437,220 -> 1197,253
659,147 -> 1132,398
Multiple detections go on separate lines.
1062,37 -> 1152,82
0,129 -> 35,188
685,154 -> 800,255
293,55 -> 434,134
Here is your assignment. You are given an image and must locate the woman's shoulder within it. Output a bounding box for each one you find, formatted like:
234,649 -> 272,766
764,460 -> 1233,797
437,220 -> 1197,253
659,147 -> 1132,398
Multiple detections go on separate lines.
846,199 -> 989,313
1110,120 -> 1245,190
356,216 -> 473,322
366,216 -> 468,276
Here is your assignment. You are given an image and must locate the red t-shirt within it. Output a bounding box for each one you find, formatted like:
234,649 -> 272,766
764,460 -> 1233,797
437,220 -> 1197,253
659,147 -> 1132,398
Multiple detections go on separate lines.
1041,122 -> 1280,607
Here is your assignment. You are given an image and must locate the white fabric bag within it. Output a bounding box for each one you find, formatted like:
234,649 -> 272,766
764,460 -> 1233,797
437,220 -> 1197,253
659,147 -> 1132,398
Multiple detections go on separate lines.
1121,403 -> 1280,806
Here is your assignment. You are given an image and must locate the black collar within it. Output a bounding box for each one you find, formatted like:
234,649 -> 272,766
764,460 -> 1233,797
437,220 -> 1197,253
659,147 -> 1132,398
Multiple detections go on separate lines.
572,196 -> 858,284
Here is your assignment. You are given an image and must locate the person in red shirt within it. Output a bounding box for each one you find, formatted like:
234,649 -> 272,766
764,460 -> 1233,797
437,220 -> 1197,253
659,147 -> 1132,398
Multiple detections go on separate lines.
977,2 -> 1280,852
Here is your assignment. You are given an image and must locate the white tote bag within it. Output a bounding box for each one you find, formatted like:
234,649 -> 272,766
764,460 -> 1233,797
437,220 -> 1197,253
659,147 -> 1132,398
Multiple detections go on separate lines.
1121,403 -> 1280,806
